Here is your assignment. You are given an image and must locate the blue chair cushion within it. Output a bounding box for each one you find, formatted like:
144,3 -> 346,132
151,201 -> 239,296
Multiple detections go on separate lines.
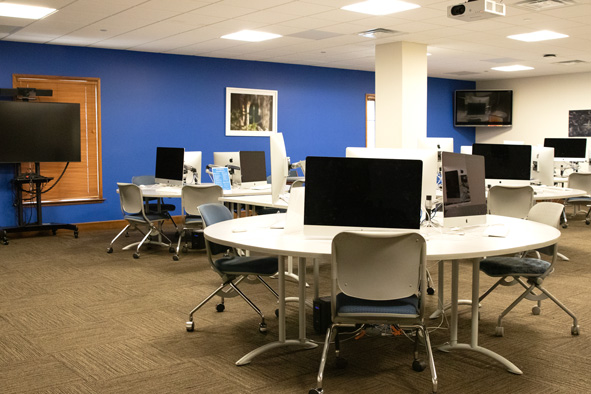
480,256 -> 551,277
566,196 -> 591,204
184,215 -> 203,225
336,292 -> 419,316
214,256 -> 278,276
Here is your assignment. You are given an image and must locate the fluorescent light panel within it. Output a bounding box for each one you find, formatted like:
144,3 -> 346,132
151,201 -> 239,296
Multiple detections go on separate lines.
508,30 -> 568,42
492,65 -> 534,72
342,0 -> 420,15
0,3 -> 56,19
221,30 -> 281,42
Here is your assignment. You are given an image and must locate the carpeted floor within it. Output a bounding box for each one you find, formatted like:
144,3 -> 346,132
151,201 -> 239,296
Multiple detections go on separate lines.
0,213 -> 589,393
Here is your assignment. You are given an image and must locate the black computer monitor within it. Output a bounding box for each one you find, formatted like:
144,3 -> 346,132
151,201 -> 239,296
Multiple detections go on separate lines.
543,138 -> 587,161
303,156 -> 423,237
472,143 -> 532,181
155,147 -> 185,186
239,151 -> 267,187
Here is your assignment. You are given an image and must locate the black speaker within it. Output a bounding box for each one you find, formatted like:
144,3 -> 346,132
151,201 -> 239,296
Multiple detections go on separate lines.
313,296 -> 332,334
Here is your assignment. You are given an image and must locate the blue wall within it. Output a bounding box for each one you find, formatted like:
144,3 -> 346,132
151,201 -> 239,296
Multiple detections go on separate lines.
0,41 -> 474,227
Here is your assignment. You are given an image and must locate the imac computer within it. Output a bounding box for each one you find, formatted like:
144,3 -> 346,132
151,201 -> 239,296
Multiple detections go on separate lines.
213,151 -> 240,185
441,151 -> 487,227
238,151 -> 268,188
543,138 -> 587,162
472,143 -> 533,186
531,146 -> 555,186
304,156 -> 423,238
345,147 -> 438,213
270,133 -> 289,204
155,147 -> 185,186
183,151 -> 202,184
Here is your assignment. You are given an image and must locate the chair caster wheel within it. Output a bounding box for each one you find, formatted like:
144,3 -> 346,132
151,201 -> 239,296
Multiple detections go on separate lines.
586,220 -> 590,225
275,309 -> 279,318
74,231 -> 79,238
427,287 -> 435,295
172,255 -> 179,261
412,359 -> 427,372
572,325 -> 580,335
335,357 -> 348,369
107,247 -> 113,253
259,322 -> 268,333
532,306 -> 541,315
133,253 -> 140,259
495,326 -> 504,337
216,304 -> 225,312
562,223 -> 568,228
186,321 -> 194,332
309,389 -> 323,394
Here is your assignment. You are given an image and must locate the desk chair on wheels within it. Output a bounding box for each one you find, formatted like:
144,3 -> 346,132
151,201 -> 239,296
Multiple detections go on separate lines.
173,184 -> 223,261
131,175 -> 178,233
478,202 -> 579,337
564,172 -> 591,225
310,231 -> 437,394
108,183 -> 174,259
185,203 -> 279,334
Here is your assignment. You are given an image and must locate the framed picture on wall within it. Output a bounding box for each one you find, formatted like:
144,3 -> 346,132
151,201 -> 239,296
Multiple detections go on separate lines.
569,110 -> 591,137
226,87 -> 277,136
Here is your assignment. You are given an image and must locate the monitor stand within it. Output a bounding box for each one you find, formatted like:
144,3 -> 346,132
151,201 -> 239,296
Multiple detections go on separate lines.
1,163 -> 79,245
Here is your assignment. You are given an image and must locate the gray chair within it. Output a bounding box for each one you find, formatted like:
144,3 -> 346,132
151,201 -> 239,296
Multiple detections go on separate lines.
565,172 -> 591,225
108,183 -> 173,258
185,203 -> 279,334
131,175 -> 178,233
478,202 -> 579,337
310,231 -> 437,394
173,184 -> 223,260
487,185 -> 534,219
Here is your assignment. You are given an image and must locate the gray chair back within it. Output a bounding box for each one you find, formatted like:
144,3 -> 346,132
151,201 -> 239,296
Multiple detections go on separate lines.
488,185 -> 534,218
567,172 -> 591,195
182,185 -> 223,217
117,183 -> 145,215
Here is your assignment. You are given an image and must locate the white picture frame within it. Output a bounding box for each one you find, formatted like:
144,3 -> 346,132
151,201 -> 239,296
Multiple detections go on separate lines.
226,87 -> 277,136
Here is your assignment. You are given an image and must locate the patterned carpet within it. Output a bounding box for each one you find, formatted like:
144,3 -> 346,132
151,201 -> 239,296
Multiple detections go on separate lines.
0,214 -> 589,393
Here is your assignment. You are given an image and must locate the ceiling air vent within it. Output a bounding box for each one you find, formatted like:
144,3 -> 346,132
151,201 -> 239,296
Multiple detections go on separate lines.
515,0 -> 576,11
358,28 -> 403,38
554,60 -> 587,65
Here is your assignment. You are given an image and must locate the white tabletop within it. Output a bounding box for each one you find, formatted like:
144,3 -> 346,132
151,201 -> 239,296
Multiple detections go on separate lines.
219,194 -> 288,209
204,214 -> 560,261
532,185 -> 586,200
137,184 -> 272,198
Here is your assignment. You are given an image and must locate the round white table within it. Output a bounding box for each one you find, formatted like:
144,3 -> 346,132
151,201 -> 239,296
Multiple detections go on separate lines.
204,214 -> 561,372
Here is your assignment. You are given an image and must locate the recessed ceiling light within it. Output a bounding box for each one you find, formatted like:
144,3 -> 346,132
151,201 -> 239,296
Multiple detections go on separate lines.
0,3 -> 56,19
221,30 -> 281,42
491,65 -> 535,72
507,30 -> 568,42
342,0 -> 420,16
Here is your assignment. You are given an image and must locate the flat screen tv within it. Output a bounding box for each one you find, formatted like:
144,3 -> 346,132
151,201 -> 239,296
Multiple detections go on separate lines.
454,90 -> 513,127
472,143 -> 532,181
304,156 -> 423,238
0,101 -> 81,163
543,138 -> 587,161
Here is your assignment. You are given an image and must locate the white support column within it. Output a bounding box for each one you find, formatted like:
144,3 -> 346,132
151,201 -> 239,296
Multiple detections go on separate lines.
375,41 -> 428,149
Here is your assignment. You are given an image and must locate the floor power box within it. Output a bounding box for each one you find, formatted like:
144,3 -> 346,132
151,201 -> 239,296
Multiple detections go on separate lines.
313,296 -> 332,334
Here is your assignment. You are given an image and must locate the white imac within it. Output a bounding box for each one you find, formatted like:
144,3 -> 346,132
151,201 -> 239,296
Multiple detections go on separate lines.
213,151 -> 240,185
531,146 -> 554,186
270,133 -> 289,204
345,147 -> 438,213
544,138 -> 588,162
472,143 -> 533,187
183,151 -> 202,184
155,147 -> 185,186
238,151 -> 268,188
441,151 -> 487,227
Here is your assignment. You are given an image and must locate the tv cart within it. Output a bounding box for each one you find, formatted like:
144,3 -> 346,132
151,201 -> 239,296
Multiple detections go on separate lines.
1,164 -> 78,245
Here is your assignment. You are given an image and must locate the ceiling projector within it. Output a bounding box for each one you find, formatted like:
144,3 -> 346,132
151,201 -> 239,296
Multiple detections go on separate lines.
448,0 -> 506,21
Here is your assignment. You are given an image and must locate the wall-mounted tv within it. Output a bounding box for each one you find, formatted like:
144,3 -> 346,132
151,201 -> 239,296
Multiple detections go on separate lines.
0,101 -> 81,163
454,90 -> 513,127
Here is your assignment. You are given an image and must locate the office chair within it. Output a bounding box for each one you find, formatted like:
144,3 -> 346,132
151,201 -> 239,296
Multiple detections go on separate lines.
173,184 -> 223,260
185,203 -> 279,334
565,172 -> 591,225
131,175 -> 178,233
108,183 -> 174,258
487,185 -> 534,218
310,231 -> 437,394
478,202 -> 579,337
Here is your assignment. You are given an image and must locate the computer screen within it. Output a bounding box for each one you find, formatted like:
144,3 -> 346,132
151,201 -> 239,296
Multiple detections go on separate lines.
472,143 -> 532,181
239,151 -> 267,187
543,138 -> 587,161
213,151 -> 240,185
155,147 -> 185,186
304,156 -> 423,237
441,152 -> 487,227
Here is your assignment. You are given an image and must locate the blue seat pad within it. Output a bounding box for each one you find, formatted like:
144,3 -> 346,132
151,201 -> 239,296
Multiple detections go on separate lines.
565,196 -> 591,204
480,256 -> 551,277
336,292 -> 419,315
214,256 -> 278,276
184,215 -> 203,225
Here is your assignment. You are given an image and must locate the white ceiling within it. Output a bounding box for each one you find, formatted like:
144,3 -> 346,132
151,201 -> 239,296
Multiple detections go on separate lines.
1,0 -> 591,80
